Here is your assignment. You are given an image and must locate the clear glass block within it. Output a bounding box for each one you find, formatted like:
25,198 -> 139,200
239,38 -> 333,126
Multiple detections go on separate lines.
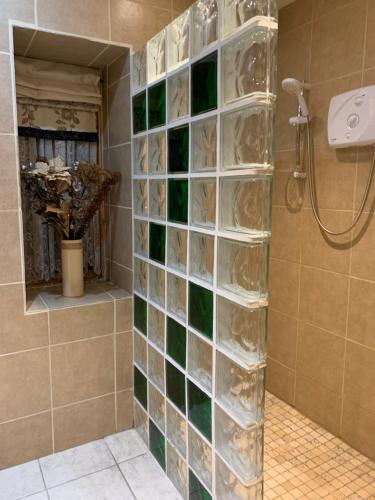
132,45 -> 147,90
134,180 -> 148,216
134,330 -> 147,373
166,402 -> 187,456
221,27 -> 277,105
134,257 -> 148,297
216,351 -> 265,427
149,131 -> 166,174
168,69 -> 189,122
167,273 -> 186,321
149,264 -> 165,307
149,179 -> 166,220
216,456 -> 263,499
148,344 -> 165,393
191,0 -> 218,56
215,405 -> 263,483
167,10 -> 189,71
188,331 -> 212,393
190,232 -> 214,285
217,238 -> 268,302
190,178 -> 216,229
134,399 -> 148,445
149,383 -> 165,431
219,176 -> 271,237
166,443 -> 188,498
148,30 -> 166,83
221,103 -> 274,171
188,425 -> 212,490
133,136 -> 147,174
134,220 -> 148,257
191,116 -> 217,172
221,0 -> 278,39
217,296 -> 267,367
148,304 -> 165,351
167,227 -> 187,274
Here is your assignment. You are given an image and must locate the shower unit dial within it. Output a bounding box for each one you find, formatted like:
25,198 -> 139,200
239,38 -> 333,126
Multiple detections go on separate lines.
328,85 -> 375,148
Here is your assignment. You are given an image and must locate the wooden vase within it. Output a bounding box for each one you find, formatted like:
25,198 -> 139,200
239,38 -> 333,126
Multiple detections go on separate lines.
61,239 -> 84,297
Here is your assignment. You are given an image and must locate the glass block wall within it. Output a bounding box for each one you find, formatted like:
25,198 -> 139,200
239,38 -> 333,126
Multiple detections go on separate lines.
131,1 -> 278,498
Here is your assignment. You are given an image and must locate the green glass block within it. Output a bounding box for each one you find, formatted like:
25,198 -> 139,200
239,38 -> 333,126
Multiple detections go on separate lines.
166,360 -> 186,413
188,380 -> 212,441
148,81 -> 166,129
168,125 -> 189,173
189,470 -> 211,500
149,418 -> 166,470
149,222 -> 166,264
134,365 -> 148,410
191,51 -> 217,116
168,179 -> 188,224
167,316 -> 186,369
133,91 -> 147,134
188,282 -> 213,339
134,294 -> 147,335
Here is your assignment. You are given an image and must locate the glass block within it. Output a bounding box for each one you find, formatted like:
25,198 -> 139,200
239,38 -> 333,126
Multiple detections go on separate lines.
216,456 -> 263,500
134,294 -> 147,335
134,365 -> 147,410
221,0 -> 278,38
167,10 -> 189,71
167,402 -> 187,456
133,91 -> 147,134
149,180 -> 166,220
168,69 -> 189,122
149,264 -> 165,307
167,316 -> 186,369
191,51 -> 217,116
190,232 -> 214,285
148,30 -> 166,83
148,304 -> 165,351
168,125 -> 189,173
134,330 -> 147,373
167,443 -> 187,498
134,399 -> 148,445
149,222 -> 166,264
192,116 -> 217,172
216,351 -> 265,427
167,273 -> 186,321
220,176 -> 271,237
188,425 -> 212,490
217,296 -> 267,367
134,220 -> 148,257
134,179 -> 148,216
148,344 -> 165,393
188,282 -> 213,340
221,103 -> 274,171
188,331 -> 212,393
133,136 -> 147,174
217,238 -> 268,302
191,0 -> 218,56
215,405 -> 263,483
149,383 -> 165,432
167,227 -> 187,273
134,257 -> 147,297
189,469 -> 212,500
221,27 -> 277,105
132,45 -> 147,90
190,178 -> 216,229
148,81 -> 166,129
188,380 -> 212,441
166,360 -> 186,413
149,418 -> 166,470
149,131 -> 166,174
168,179 -> 188,224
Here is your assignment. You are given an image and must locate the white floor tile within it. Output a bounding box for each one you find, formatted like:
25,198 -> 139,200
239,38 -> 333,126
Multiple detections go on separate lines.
39,440 -> 115,489
104,430 -> 148,463
0,460 -> 45,500
120,455 -> 182,500
48,466 -> 133,500
24,493 -> 49,500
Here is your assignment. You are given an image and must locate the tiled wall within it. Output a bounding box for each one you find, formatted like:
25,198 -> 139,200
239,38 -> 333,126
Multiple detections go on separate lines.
269,0 -> 375,461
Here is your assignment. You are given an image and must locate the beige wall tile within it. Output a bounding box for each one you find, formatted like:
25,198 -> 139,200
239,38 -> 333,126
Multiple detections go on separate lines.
172,0 -> 194,13
108,76 -> 131,147
0,135 -> 19,210
272,171 -> 305,210
110,206 -> 132,269
351,220 -> 375,281
266,358 -> 295,406
110,261 -> 132,292
117,389 -> 133,431
269,258 -> 300,317
344,341 -> 375,415
108,144 -> 131,208
108,53 -> 130,86
51,336 -> 114,407
116,297 -> 132,332
0,0 -> 35,52
53,394 -> 116,452
0,54 -> 15,134
270,207 -> 301,263
312,0 -> 360,19
279,0 -> 312,34
365,0 -> 375,69
348,278 -> 375,349
341,402 -> 375,462
116,331 -> 133,391
267,309 -> 297,369
355,143 -> 375,212
0,211 -> 22,284
0,348 -> 50,423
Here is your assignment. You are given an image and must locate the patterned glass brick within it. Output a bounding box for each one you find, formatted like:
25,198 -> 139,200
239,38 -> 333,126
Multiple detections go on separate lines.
134,258 -> 148,297
188,425 -> 212,489
167,443 -> 187,498
134,294 -> 147,335
167,402 -> 187,456
148,80 -> 166,129
149,179 -> 166,220
168,69 -> 189,122
132,45 -> 147,90
167,273 -> 186,321
192,116 -> 217,172
133,136 -> 147,174
134,365 -> 147,410
149,222 -> 166,264
148,344 -> 165,393
134,330 -> 147,373
134,180 -> 148,216
188,282 -> 213,340
166,360 -> 186,413
149,131 -> 166,174
133,91 -> 147,134
167,227 -> 187,273
216,456 -> 263,499
191,51 -> 217,116
190,232 -> 214,285
148,30 -> 166,82
149,264 -> 165,307
189,469 -> 211,500
191,0 -> 218,56
134,220 -> 148,257
168,125 -> 189,173
188,380 -> 212,441
167,10 -> 189,71
148,304 -> 165,351
188,331 -> 212,393
134,399 -> 148,445
190,178 -> 216,229
221,0 -> 278,38
167,316 -> 186,369
149,418 -> 166,470
149,383 -> 165,432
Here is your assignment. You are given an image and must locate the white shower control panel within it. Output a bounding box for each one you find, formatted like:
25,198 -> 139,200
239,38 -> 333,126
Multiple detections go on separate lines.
328,85 -> 375,148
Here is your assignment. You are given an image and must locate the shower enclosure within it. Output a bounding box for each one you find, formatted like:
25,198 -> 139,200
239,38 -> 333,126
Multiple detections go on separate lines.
131,0 -> 278,497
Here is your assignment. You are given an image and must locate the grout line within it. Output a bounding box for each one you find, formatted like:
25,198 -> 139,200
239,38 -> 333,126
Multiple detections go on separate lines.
107,140 -> 132,149
102,437 -> 138,499
34,0 -> 38,27
23,29 -> 37,57
107,72 -> 131,90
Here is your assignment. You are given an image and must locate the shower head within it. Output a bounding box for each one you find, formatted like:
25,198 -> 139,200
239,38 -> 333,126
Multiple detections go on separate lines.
282,78 -> 311,118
